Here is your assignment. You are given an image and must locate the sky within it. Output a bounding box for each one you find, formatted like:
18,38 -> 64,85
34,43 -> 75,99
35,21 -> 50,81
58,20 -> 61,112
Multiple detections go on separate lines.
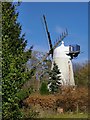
16,2 -> 88,63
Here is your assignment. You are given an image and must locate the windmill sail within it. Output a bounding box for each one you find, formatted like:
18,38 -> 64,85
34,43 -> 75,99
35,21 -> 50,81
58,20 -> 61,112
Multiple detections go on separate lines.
43,15 -> 53,58
53,29 -> 68,50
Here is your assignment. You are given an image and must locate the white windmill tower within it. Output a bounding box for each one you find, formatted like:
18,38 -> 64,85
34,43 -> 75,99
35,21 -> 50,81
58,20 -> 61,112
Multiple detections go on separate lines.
42,15 -> 80,86
53,41 -> 80,86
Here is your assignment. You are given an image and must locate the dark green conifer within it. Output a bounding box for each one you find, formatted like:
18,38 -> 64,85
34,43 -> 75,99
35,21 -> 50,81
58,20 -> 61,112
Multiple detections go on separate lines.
48,62 -> 61,94
2,2 -> 32,119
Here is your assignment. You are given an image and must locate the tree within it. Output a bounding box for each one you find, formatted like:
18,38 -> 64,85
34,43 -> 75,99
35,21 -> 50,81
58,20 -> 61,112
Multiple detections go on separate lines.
39,81 -> 49,95
73,61 -> 88,87
27,51 -> 52,80
48,62 -> 61,94
2,2 -> 32,119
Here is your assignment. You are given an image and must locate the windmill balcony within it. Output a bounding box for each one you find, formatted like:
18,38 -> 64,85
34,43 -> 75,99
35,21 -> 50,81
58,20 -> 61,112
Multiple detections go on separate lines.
67,44 -> 80,58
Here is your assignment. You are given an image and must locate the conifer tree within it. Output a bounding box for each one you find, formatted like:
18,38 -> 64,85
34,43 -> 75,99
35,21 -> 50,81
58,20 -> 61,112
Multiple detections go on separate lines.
2,2 -> 32,119
48,62 -> 61,94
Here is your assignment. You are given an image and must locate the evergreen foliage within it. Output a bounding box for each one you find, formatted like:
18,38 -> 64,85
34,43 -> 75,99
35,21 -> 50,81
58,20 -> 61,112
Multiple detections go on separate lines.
48,62 -> 61,94
2,2 -> 32,119
39,81 -> 49,95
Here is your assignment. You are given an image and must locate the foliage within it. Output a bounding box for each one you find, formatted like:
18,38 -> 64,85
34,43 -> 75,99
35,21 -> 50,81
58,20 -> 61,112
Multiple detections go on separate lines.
16,87 -> 33,108
2,2 -> 32,119
73,61 -> 88,87
39,81 -> 49,95
56,86 -> 88,113
24,87 -> 88,117
24,93 -> 56,110
48,62 -> 61,94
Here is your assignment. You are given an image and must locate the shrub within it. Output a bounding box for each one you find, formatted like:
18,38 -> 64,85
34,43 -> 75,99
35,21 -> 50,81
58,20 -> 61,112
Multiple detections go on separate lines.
39,82 -> 49,95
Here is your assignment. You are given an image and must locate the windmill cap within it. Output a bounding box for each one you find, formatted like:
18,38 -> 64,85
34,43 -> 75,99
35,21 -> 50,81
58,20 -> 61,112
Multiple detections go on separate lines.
62,41 -> 64,45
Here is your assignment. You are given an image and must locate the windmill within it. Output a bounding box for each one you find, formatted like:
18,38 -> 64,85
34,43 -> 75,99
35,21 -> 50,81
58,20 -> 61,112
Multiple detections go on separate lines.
33,15 -> 80,86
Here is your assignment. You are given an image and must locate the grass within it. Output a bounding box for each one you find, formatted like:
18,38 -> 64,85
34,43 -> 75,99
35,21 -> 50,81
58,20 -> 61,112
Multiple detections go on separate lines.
42,113 -> 88,118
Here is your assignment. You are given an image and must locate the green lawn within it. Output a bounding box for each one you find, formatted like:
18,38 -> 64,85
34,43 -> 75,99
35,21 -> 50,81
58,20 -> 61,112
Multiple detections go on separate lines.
42,113 -> 88,118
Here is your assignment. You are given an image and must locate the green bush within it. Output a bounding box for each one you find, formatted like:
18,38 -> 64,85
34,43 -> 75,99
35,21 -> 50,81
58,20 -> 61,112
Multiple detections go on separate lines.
39,82 -> 49,95
16,88 -> 32,101
2,2 -> 32,119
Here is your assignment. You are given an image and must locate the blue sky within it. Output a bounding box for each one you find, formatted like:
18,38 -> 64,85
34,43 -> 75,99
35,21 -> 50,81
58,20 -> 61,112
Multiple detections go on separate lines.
17,2 -> 88,63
